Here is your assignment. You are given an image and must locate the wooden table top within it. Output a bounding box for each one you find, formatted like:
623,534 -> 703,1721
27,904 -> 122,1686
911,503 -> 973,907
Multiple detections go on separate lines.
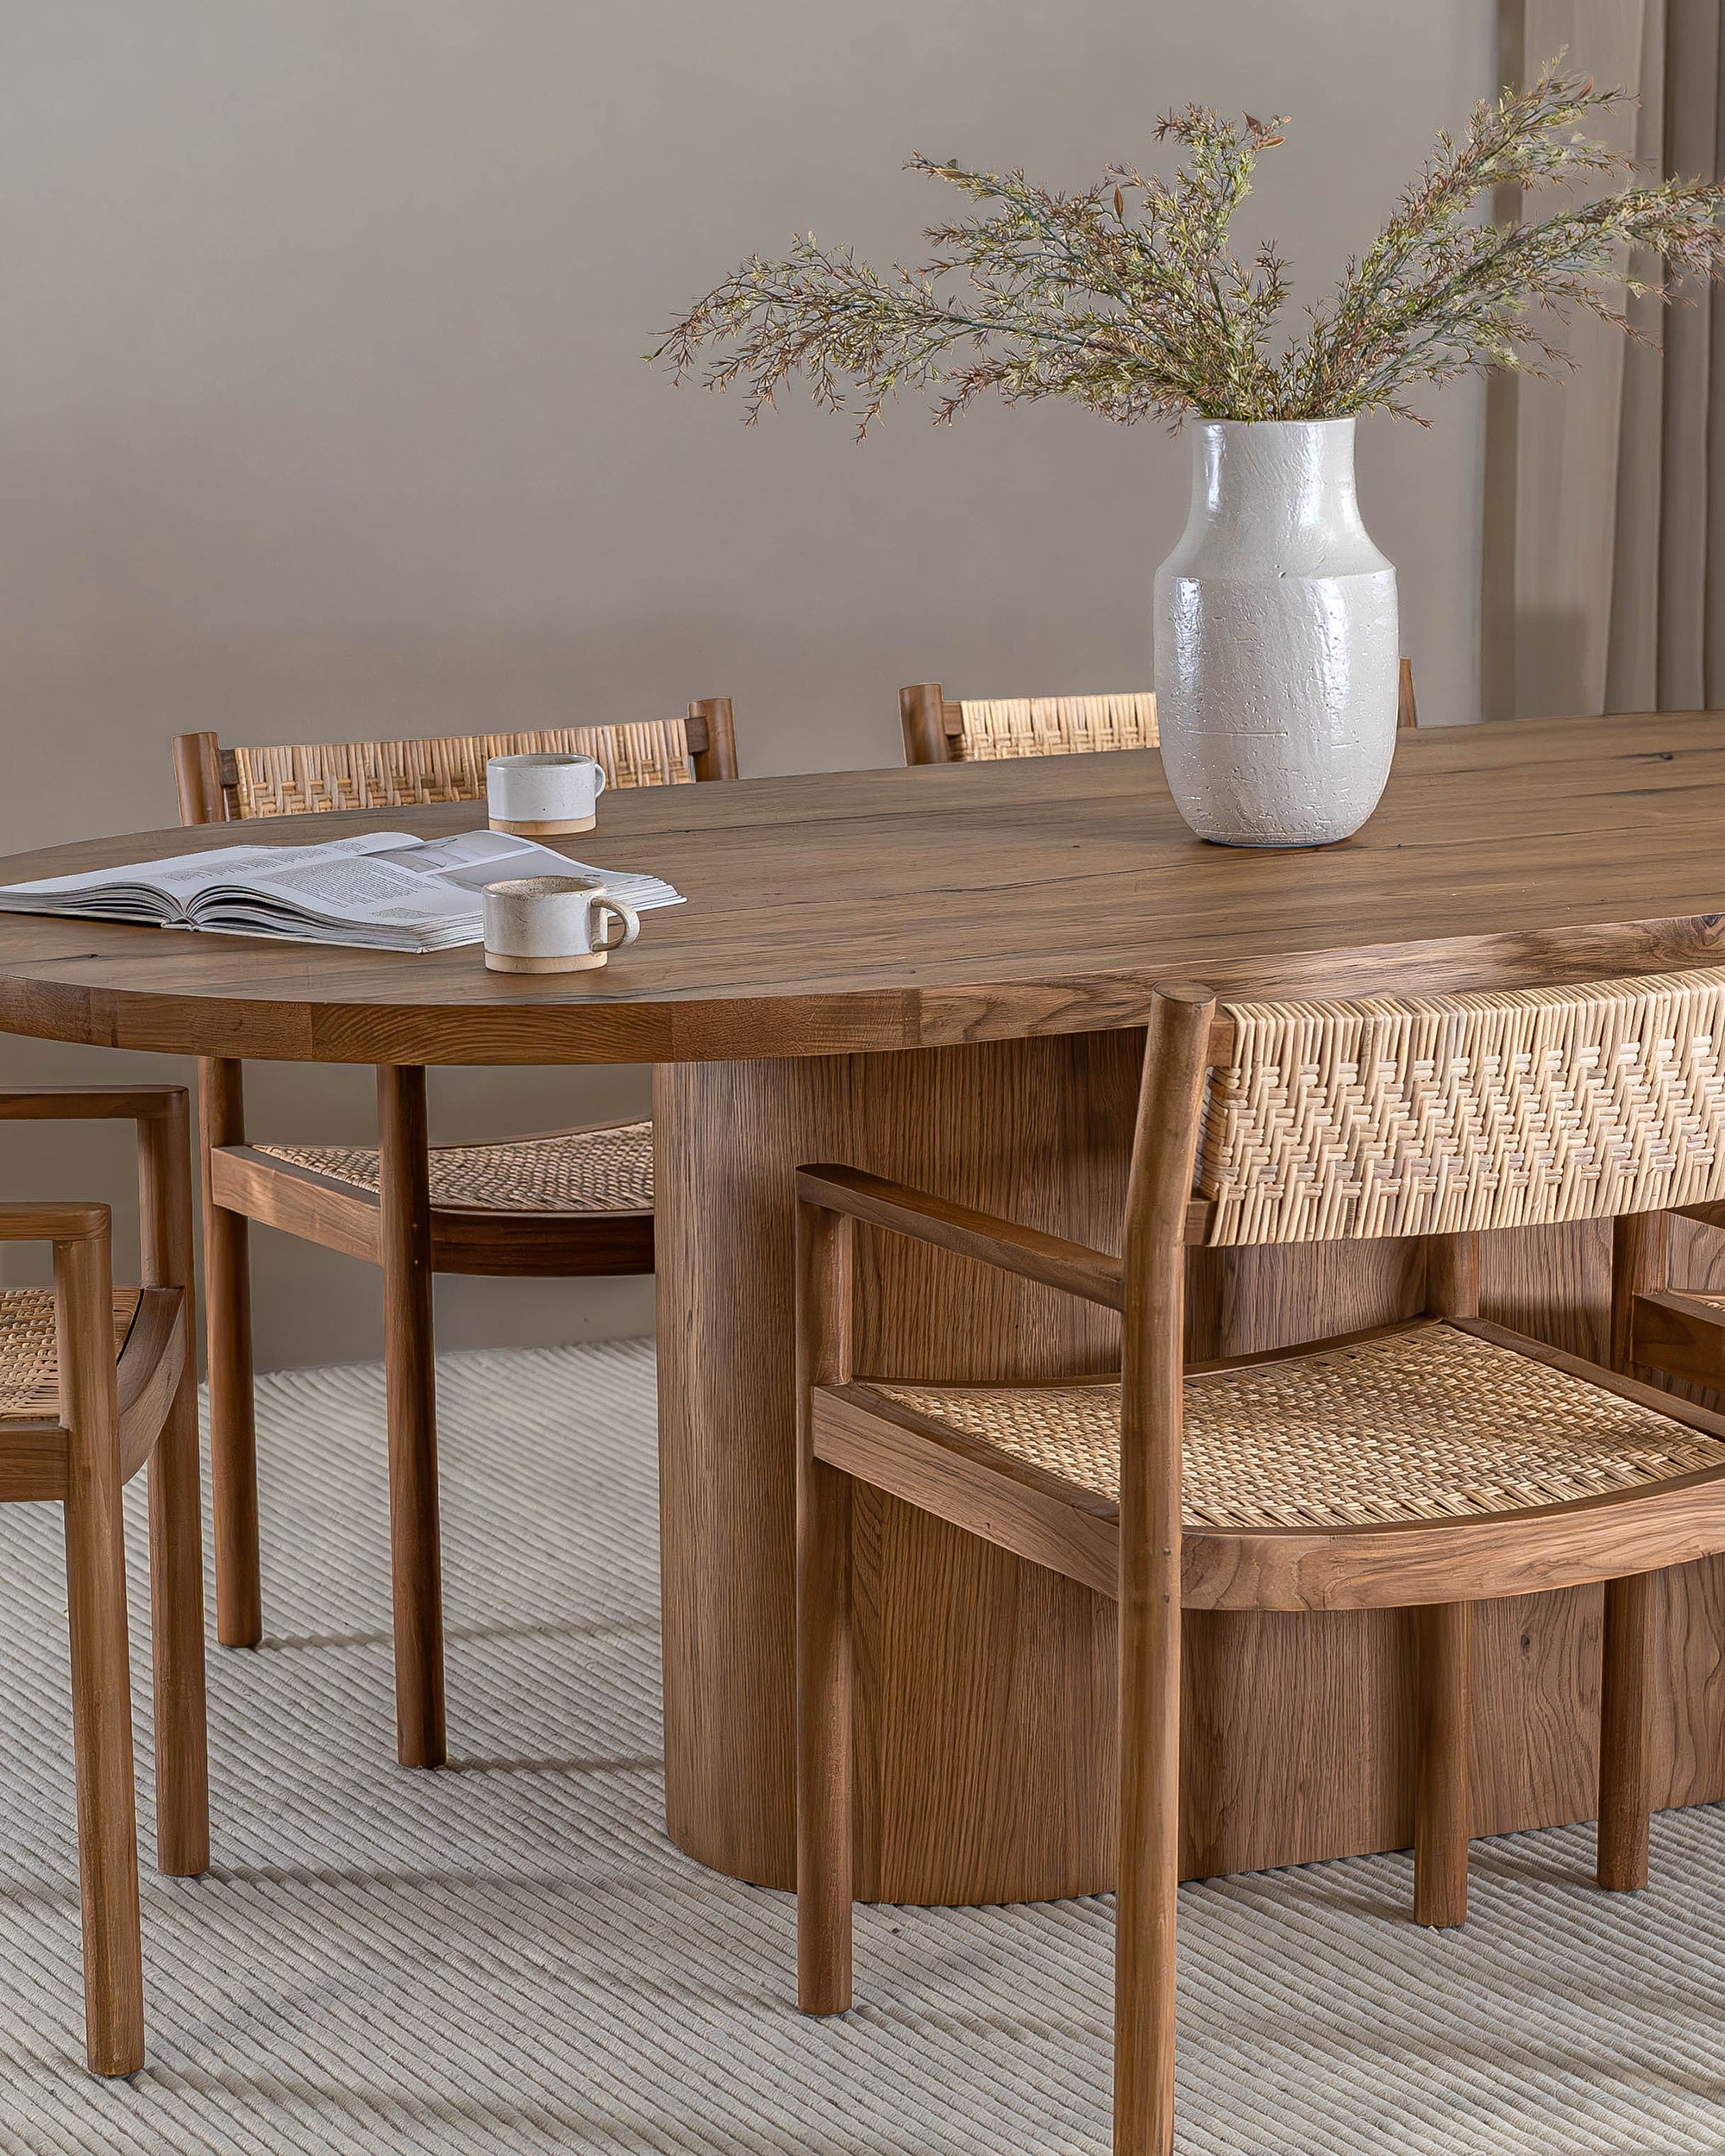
0,711 -> 1721,1064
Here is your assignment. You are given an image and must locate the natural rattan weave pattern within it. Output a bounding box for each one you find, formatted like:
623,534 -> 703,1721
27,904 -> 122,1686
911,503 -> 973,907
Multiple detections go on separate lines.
871,1323 -> 1725,1529
254,1121 -> 654,1214
1201,968 -> 1725,1246
229,724 -> 694,818
0,1288 -> 141,1420
953,693 -> 1159,761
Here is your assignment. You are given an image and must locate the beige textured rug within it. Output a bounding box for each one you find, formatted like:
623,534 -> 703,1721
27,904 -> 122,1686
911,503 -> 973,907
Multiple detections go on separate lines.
0,1338 -> 1722,2153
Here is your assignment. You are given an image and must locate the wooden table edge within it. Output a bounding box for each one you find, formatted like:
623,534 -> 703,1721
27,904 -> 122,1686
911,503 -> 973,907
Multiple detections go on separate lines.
0,911 -> 1717,1064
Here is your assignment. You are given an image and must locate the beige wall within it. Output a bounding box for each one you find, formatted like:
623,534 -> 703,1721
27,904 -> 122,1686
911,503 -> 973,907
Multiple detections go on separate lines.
0,1 -> 1493,1366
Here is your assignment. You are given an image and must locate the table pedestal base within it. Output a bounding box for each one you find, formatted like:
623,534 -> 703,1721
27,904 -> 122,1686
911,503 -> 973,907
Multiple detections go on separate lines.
654,1040 -> 1725,1905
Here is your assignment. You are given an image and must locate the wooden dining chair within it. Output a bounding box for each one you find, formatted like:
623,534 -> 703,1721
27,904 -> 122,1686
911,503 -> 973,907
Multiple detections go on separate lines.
899,659 -> 1420,762
0,1086 -> 207,2074
793,967 -> 1725,2156
170,703 -> 738,1771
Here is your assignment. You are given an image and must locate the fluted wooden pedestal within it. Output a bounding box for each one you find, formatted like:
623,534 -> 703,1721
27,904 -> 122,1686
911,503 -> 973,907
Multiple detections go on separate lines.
655,1044 -> 1725,1905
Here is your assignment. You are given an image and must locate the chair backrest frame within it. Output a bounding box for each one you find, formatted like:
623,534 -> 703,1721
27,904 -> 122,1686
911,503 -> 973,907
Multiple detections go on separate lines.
172,698 -> 738,825
1120,963 -> 1725,1645
900,682 -> 1159,766
900,661 -> 1419,767
1191,969 -> 1725,1250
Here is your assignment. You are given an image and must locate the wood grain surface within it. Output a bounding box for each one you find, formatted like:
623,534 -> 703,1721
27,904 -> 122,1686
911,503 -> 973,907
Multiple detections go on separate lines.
0,713 -> 1722,1065
654,975 -> 1725,1903
9,710 -> 1725,1907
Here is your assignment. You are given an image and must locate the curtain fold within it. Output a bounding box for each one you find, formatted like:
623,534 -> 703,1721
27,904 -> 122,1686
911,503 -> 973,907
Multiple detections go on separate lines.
1603,0 -> 1668,710
1487,0 -> 1725,718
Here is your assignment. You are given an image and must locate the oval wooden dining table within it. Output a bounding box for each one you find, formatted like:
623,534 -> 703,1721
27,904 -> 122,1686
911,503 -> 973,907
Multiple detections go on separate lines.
1,711 -> 1723,1907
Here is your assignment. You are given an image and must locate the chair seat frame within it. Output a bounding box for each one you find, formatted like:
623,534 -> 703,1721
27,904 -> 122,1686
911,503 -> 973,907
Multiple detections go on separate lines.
209,1118 -> 655,1277
812,1309 -> 1725,1613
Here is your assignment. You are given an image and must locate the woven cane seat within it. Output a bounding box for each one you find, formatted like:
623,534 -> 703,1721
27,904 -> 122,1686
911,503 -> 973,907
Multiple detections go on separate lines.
869,1322 -> 1725,1531
253,1120 -> 653,1215
0,1288 -> 141,1420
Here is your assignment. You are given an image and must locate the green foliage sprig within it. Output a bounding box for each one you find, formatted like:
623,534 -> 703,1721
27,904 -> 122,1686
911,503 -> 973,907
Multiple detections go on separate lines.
655,60 -> 1725,433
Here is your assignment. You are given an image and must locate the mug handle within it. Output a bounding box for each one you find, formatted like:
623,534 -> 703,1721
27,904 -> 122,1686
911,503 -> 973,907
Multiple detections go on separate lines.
593,894 -> 639,953
592,765 -> 608,799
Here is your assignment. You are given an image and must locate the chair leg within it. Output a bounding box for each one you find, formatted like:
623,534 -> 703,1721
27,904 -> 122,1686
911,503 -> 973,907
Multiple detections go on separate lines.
58,1233 -> 145,2076
199,1057 -> 261,1648
138,1097 -> 210,1877
1414,1600 -> 1472,1928
796,1455 -> 854,2015
377,1064 -> 446,1769
795,1196 -> 855,2015
1609,1213 -> 1667,1379
146,1375 -> 210,1878
1598,1572 -> 1653,1892
1114,1554 -> 1182,2156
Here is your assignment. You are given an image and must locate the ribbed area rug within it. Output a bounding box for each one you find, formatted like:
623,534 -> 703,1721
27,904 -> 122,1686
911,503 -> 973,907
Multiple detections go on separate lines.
0,1337 -> 1722,2153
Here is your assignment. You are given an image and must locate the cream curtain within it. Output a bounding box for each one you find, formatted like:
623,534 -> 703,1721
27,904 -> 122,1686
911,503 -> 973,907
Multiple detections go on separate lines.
1485,0 -> 1725,718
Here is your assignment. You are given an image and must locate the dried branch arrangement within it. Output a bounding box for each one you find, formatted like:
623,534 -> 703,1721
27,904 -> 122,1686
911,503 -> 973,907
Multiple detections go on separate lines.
655,60 -> 1725,432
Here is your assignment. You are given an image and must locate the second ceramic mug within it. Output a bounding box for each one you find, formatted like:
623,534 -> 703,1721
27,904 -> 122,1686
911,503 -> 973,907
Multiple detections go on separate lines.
486,752 -> 607,836
481,875 -> 641,975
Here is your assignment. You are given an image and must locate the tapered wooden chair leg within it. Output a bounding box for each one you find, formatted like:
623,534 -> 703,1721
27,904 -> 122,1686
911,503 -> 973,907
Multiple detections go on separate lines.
146,1376 -> 210,1877
1113,1626 -> 1181,2156
57,1232 -> 145,2077
796,1457 -> 854,2014
1414,1601 -> 1472,1927
199,1057 -> 261,1647
1598,1572 -> 1653,1891
139,1100 -> 210,1877
795,1198 -> 855,2015
377,1064 -> 446,1769
1113,982 -> 1209,2156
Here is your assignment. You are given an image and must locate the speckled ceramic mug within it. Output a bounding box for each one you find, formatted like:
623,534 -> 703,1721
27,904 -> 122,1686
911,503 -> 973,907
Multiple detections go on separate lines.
481,875 -> 641,975
486,753 -> 607,836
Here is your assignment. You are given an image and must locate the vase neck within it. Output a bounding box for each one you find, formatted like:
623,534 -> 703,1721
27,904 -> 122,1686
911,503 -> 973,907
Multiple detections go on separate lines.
1188,417 -> 1364,547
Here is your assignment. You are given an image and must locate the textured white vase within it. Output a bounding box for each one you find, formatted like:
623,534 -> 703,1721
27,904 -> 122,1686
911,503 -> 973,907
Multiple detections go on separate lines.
1152,417 -> 1397,847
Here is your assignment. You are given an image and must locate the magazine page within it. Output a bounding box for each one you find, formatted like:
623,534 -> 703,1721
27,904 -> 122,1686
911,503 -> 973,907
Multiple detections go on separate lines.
195,841 -> 484,938
368,830 -> 685,910
0,830 -> 421,912
197,830 -> 683,945
0,826 -> 685,949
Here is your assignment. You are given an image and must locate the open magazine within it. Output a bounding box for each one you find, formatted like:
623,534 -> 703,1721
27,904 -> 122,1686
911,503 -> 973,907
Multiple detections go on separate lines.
0,829 -> 685,953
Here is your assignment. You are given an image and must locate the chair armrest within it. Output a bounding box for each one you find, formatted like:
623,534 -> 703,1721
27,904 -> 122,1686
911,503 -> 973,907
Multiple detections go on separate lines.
0,1087 -> 185,1123
795,1163 -> 1124,1311
0,1200 -> 109,1242
0,1089 -> 191,1298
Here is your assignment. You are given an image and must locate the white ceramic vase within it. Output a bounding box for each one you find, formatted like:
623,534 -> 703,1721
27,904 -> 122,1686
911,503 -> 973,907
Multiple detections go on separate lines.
1152,416 -> 1397,847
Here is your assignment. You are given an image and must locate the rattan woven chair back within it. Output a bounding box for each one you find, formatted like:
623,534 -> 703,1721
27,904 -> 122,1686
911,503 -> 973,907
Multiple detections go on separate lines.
1195,968 -> 1725,1248
900,661 -> 1419,765
900,683 -> 1158,765
172,697 -> 738,822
